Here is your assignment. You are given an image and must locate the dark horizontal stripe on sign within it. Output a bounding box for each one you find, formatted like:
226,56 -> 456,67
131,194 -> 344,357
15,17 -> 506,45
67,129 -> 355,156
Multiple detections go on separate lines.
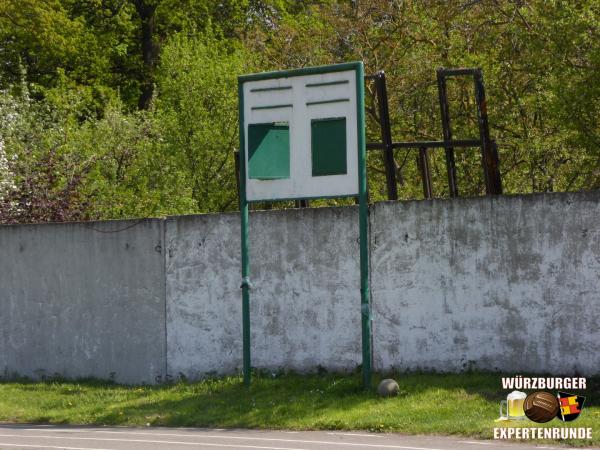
306,98 -> 350,106
250,86 -> 292,92
305,80 -> 349,88
251,104 -> 294,110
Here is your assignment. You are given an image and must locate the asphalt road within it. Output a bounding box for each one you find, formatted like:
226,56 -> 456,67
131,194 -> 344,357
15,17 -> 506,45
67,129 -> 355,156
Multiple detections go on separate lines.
0,425 -> 595,450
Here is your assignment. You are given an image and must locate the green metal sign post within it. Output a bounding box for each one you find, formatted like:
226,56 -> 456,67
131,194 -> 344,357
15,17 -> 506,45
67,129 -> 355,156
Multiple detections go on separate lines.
238,62 -> 371,389
237,83 -> 252,386
355,63 -> 371,389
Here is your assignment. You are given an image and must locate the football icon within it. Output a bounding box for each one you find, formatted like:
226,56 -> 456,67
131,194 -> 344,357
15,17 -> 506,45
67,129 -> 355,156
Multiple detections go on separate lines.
523,391 -> 559,423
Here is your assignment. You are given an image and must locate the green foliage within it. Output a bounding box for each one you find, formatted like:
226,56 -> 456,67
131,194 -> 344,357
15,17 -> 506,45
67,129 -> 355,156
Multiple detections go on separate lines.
0,0 -> 137,109
0,81 -> 96,223
155,33 -> 254,213
0,0 -> 598,223
0,78 -> 169,221
0,140 -> 15,204
73,103 -> 172,218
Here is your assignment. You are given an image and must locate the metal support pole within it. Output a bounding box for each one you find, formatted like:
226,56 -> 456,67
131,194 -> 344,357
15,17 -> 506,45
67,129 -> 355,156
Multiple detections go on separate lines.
437,69 -> 459,197
357,63 -> 371,390
417,147 -> 433,199
473,69 -> 502,195
238,83 -> 251,386
374,71 -> 398,200
241,203 -> 251,386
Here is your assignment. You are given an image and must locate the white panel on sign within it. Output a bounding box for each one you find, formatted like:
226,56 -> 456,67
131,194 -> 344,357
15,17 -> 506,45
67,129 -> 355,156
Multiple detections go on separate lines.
239,64 -> 363,202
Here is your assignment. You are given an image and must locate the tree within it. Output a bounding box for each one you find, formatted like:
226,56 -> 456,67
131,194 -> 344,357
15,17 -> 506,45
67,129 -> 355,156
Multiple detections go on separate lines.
0,0 -> 137,111
155,33 -> 255,212
0,82 -> 97,223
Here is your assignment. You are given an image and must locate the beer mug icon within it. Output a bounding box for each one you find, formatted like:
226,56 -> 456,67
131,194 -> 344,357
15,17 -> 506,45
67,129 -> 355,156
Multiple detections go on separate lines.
499,390 -> 527,420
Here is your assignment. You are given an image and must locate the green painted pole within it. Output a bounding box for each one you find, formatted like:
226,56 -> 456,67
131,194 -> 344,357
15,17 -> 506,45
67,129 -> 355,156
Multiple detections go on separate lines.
238,80 -> 251,386
241,202 -> 251,386
356,62 -> 371,389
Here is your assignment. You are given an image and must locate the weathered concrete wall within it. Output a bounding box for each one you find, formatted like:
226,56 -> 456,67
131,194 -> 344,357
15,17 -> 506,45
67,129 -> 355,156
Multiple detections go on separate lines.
372,191 -> 600,375
0,219 -> 166,384
165,208 -> 361,379
2,191 -> 599,382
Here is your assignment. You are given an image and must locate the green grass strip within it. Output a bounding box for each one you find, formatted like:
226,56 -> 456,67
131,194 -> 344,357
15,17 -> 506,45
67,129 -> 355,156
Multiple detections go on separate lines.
0,371 -> 597,447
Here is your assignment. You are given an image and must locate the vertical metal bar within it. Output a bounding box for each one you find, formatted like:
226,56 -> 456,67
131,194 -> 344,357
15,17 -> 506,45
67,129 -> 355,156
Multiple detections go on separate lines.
418,146 -> 433,199
241,205 -> 251,387
295,200 -> 309,208
473,69 -> 502,195
357,63 -> 371,390
238,81 -> 251,386
234,151 -> 240,201
437,69 -> 459,197
491,139 -> 501,192
375,71 -> 398,200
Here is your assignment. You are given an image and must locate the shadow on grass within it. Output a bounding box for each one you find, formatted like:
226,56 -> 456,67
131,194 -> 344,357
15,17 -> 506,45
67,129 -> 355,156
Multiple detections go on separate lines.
88,371 -> 503,426
94,371 -> 375,428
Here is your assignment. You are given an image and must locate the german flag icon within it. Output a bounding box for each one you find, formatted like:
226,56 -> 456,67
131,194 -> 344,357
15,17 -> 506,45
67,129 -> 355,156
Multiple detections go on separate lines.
557,392 -> 585,422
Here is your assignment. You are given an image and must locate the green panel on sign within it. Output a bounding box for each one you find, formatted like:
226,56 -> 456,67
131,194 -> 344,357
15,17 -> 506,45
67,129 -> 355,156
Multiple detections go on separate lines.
248,123 -> 290,179
311,118 -> 347,176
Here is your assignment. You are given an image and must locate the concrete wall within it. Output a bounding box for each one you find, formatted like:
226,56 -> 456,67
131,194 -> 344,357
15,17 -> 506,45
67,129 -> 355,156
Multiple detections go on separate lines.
0,219 -> 166,384
1,191 -> 599,382
165,208 -> 361,379
371,192 -> 600,375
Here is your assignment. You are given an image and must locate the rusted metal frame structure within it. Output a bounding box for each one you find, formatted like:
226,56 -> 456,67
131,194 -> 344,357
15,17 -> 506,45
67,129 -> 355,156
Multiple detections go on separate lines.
367,68 -> 503,199
437,67 -> 502,196
366,71 -> 399,200
437,70 -> 458,197
417,146 -> 433,199
473,69 -> 502,195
